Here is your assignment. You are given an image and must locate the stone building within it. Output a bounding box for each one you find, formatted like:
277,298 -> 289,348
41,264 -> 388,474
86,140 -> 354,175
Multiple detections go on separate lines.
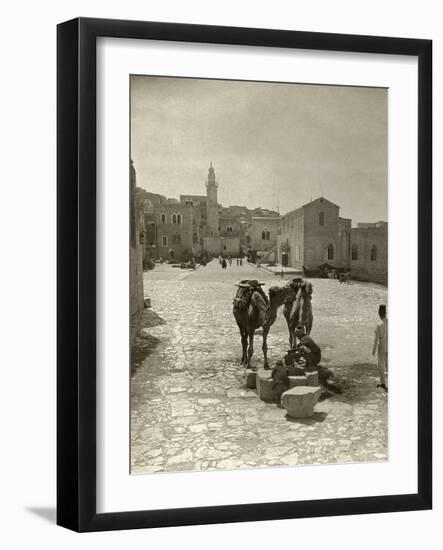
135,163 -> 280,261
278,196 -> 387,284
249,216 -> 280,261
350,222 -> 388,284
154,202 -> 202,261
130,160 -> 145,346
279,197 -> 351,270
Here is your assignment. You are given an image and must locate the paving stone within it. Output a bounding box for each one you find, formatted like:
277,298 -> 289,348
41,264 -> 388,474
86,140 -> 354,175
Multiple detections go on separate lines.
227,388 -> 256,398
281,386 -> 322,418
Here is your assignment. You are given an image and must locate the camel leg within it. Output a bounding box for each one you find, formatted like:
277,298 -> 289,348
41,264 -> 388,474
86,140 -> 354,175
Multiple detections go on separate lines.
308,315 -> 313,335
262,326 -> 270,370
287,320 -> 294,348
247,330 -> 255,369
240,331 -> 248,363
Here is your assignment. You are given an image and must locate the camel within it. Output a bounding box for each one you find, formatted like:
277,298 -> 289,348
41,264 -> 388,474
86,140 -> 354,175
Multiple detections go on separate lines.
283,280 -> 314,348
233,281 -> 293,370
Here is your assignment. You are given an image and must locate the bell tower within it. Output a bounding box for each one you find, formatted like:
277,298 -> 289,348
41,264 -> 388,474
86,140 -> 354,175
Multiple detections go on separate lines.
206,161 -> 218,203
205,161 -> 219,235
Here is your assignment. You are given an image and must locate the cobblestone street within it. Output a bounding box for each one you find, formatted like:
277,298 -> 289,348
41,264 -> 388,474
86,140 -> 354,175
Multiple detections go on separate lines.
131,260 -> 388,474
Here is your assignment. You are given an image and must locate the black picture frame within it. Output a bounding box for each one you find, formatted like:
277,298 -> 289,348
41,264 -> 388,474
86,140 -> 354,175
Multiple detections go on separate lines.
57,17 -> 432,532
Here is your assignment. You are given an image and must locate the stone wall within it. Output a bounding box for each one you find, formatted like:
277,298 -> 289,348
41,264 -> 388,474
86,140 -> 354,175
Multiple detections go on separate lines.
302,198 -> 343,269
203,235 -> 240,256
130,161 -> 145,347
154,202 -> 201,261
279,207 -> 304,268
203,235 -> 223,256
249,216 -> 280,252
350,226 -> 388,284
222,236 -> 240,256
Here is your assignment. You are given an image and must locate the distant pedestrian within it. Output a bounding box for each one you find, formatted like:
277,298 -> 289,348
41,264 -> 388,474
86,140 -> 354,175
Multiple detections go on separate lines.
218,255 -> 222,265
221,258 -> 227,269
228,256 -> 232,266
373,304 -> 388,390
240,258 -> 243,266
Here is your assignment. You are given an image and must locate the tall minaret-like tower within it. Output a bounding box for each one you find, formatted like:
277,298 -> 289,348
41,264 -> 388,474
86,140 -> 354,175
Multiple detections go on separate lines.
206,161 -> 219,235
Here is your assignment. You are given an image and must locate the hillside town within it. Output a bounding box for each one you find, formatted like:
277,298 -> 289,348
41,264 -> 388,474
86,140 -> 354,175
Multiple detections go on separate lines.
134,161 -> 387,284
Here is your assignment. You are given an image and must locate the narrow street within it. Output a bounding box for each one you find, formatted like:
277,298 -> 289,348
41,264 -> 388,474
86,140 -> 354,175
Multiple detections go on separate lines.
131,260 -> 388,474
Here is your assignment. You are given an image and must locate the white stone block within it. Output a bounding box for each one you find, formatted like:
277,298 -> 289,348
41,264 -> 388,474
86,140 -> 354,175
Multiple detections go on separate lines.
281,386 -> 322,418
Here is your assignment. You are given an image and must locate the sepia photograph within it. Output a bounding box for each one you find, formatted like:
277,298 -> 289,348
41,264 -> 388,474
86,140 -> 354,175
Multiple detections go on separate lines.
129,75 -> 388,475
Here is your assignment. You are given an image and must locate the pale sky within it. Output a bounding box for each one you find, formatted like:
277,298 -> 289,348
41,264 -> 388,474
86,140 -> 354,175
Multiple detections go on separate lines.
131,76 -> 387,224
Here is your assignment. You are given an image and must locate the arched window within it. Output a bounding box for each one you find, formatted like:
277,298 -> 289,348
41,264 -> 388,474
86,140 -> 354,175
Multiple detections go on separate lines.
161,213 -> 166,224
319,212 -> 325,226
262,230 -> 266,240
177,214 -> 182,224
172,214 -> 177,224
370,245 -> 378,261
265,231 -> 270,240
192,232 -> 198,244
351,244 -> 358,260
327,244 -> 334,260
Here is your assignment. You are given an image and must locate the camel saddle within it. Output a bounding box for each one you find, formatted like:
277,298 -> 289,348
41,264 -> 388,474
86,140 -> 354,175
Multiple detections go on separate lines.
233,280 -> 268,310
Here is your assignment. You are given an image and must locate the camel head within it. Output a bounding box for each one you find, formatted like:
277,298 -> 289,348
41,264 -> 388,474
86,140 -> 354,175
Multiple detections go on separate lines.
300,281 -> 313,297
268,285 -> 294,308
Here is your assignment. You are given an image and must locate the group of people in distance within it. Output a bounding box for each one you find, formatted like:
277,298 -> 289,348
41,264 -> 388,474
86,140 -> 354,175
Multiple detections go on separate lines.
219,255 -> 243,269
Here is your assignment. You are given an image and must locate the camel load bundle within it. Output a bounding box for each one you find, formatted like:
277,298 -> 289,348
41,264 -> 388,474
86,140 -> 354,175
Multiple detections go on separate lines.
232,280 -> 268,311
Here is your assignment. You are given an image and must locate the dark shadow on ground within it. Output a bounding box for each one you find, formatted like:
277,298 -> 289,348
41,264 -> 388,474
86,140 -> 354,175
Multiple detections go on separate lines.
142,308 -> 166,328
325,363 -> 383,404
285,411 -> 328,424
131,309 -> 166,374
25,507 -> 56,524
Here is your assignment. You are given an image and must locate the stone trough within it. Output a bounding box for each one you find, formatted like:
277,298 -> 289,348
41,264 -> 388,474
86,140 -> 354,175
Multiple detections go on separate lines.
256,370 -> 279,403
288,375 -> 308,388
244,368 -> 257,389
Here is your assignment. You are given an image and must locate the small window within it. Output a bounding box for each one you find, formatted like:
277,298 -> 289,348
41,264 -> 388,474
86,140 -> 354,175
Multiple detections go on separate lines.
327,243 -> 334,260
351,244 -> 358,260
161,235 -> 168,247
319,212 -> 325,226
177,214 -> 182,224
370,245 -> 377,261
161,213 -> 166,224
172,214 -> 177,224
172,234 -> 181,244
266,231 -> 270,240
